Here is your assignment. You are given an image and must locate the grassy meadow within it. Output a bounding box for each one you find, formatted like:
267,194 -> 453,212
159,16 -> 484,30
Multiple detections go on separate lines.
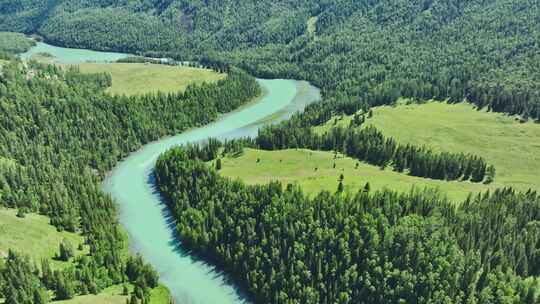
77,63 -> 225,96
25,51 -> 225,96
365,102 -> 540,192
219,102 -> 540,201
218,148 -> 491,201
0,207 -> 171,303
53,284 -> 170,304
0,208 -> 85,268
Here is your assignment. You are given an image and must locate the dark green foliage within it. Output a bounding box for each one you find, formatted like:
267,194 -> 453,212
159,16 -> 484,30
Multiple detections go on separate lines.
363,182 -> 370,193
58,239 -> 74,261
1,1 -> 539,120
257,124 -> 491,182
126,255 -> 159,290
0,31 -> 35,54
0,250 -> 49,304
453,189 -> 540,278
0,60 -> 260,299
40,259 -> 54,290
53,270 -> 75,300
1,1 -> 540,302
485,165 -> 496,184
155,145 -> 540,303
336,180 -> 343,193
39,7 -> 186,55
0,51 -> 14,61
16,207 -> 27,218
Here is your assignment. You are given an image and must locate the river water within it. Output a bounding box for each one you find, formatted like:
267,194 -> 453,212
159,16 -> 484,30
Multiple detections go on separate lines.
19,41 -> 130,63
21,42 -> 321,303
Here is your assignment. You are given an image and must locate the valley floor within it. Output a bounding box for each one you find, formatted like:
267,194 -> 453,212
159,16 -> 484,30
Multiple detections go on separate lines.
77,63 -> 225,96
220,101 -> 540,201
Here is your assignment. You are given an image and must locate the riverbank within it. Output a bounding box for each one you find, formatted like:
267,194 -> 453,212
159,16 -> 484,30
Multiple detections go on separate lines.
4,41 -> 319,304
102,79 -> 320,303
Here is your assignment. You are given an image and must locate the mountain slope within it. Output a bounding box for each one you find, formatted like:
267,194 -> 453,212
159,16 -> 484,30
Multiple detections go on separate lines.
3,0 -> 538,120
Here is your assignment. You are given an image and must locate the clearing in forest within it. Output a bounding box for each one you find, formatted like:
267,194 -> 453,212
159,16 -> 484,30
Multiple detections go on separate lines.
53,285 -> 170,304
0,208 -> 84,268
219,102 -> 540,201
0,207 -> 171,304
77,63 -> 226,96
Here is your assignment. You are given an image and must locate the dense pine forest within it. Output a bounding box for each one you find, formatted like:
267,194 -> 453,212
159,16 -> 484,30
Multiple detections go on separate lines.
0,31 -> 34,54
0,61 -> 260,303
155,145 -> 540,304
1,0 -> 539,121
1,0 -> 540,303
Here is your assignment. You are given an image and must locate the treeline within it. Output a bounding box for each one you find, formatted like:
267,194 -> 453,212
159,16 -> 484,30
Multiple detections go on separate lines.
39,7 -> 187,56
0,250 -> 158,303
116,56 -> 230,74
224,0 -> 540,121
0,51 -> 13,61
0,60 -> 260,303
256,123 -> 493,182
194,0 -> 540,122
155,146 -> 540,304
185,119 -> 494,182
186,119 -> 494,183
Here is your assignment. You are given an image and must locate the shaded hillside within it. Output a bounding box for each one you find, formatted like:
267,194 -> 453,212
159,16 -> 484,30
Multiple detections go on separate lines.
233,0 -> 540,120
2,0 -> 539,120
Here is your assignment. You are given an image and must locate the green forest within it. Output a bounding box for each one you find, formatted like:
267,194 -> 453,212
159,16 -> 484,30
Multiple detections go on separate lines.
1,0 -> 539,120
1,0 -> 540,303
0,61 -> 260,303
0,31 -> 34,54
155,145 -> 540,303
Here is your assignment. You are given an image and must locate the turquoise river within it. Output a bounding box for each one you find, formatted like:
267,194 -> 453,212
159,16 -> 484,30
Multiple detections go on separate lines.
22,42 -> 321,303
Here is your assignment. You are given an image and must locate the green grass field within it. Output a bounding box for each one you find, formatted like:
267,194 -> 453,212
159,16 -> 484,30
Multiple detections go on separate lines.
76,63 -> 225,96
27,52 -> 226,96
0,208 -> 84,267
0,207 -> 171,303
53,284 -> 170,304
218,148 -> 491,201
219,102 -> 540,201
365,102 -> 540,192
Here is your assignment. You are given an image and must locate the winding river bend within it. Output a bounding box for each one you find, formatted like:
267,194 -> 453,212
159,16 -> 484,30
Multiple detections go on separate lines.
22,42 -> 321,303
103,79 -> 320,303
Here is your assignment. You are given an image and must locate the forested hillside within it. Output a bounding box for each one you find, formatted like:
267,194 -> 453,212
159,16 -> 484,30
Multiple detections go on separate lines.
0,31 -> 34,54
0,61 -> 260,303
1,0 -> 539,120
155,145 -> 540,304
2,1 -> 540,303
